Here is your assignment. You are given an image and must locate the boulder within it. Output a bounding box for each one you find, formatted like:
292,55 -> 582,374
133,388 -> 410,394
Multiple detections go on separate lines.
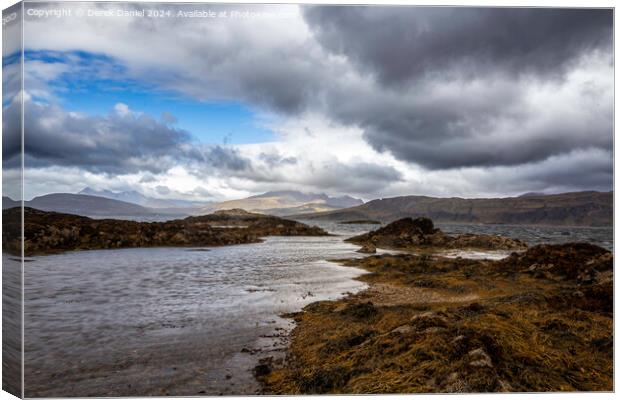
410,311 -> 448,330
357,243 -> 377,254
467,347 -> 493,368
412,217 -> 436,235
390,325 -> 415,335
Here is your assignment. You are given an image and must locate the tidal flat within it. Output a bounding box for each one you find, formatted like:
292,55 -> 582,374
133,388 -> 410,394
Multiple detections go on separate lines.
260,220 -> 613,393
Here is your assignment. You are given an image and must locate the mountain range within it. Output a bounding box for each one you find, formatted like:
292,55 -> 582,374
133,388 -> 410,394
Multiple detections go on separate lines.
78,187 -> 205,209
3,194 -> 157,218
201,190 -> 363,216
3,190 -> 612,226
2,190 -> 364,219
294,191 -> 612,226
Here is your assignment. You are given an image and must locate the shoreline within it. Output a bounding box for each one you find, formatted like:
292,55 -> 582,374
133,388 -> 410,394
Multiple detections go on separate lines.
252,258 -> 372,391
259,242 -> 613,394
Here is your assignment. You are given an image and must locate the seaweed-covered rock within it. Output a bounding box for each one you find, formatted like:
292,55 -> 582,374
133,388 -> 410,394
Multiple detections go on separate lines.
409,311 -> 448,330
347,217 -> 526,251
451,233 -> 527,251
468,348 -> 493,368
357,243 -> 377,254
500,243 -> 611,281
262,243 -> 613,394
339,302 -> 378,320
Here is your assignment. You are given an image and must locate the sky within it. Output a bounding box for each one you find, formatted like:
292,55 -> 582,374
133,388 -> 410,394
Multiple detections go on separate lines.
2,2 -> 614,202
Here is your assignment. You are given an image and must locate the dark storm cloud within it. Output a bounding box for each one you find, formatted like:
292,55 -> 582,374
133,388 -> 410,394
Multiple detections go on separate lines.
2,55 -> 22,166
19,101 -> 196,174
350,73 -> 612,170
233,58 -> 322,114
303,7 -> 612,85
118,3 -> 326,115
12,99 -> 254,175
202,145 -> 251,172
22,3 -> 614,196
307,161 -> 403,194
348,91 -> 613,169
298,6 -> 614,171
473,149 -> 613,194
2,97 -> 22,166
530,153 -> 612,190
230,157 -> 403,195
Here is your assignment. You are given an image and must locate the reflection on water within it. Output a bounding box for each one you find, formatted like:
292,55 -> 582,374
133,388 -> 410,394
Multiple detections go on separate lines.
22,236 -> 380,396
437,249 -> 512,260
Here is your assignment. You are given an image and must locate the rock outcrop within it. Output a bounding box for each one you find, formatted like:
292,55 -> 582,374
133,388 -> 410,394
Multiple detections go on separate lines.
347,217 -> 527,251
500,243 -> 613,313
2,207 -> 328,256
356,243 -> 377,254
500,242 -> 611,281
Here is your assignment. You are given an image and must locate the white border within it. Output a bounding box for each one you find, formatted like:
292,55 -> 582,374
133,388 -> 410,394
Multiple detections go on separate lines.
0,1 -> 616,400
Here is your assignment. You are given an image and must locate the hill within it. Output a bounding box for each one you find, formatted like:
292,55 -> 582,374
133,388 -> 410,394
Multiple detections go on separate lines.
2,196 -> 20,209
79,187 -> 206,209
2,193 -> 190,219
293,191 -> 612,226
4,193 -> 156,217
3,190 -> 363,220
202,190 -> 363,216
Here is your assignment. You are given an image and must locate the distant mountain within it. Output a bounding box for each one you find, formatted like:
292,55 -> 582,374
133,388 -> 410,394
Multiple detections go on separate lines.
251,191 -> 362,208
2,193 -> 154,217
294,191 -> 612,227
79,187 -> 206,209
2,196 -> 20,209
202,190 -> 363,216
2,193 -> 200,220
4,190 -> 362,219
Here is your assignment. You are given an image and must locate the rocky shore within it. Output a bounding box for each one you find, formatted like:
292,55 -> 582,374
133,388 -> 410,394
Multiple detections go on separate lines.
347,217 -> 527,251
2,207 -> 328,256
260,219 -> 612,393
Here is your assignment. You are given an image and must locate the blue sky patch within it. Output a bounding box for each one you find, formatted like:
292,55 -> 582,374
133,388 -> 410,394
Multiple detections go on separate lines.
24,50 -> 276,145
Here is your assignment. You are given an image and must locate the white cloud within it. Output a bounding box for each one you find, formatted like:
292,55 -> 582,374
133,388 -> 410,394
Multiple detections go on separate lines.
9,3 -> 613,201
114,102 -> 131,117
